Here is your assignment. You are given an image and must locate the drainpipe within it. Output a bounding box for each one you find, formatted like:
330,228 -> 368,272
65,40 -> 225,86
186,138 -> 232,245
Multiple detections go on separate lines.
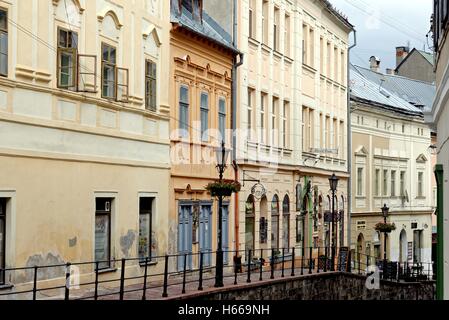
231,0 -> 244,255
434,164 -> 444,300
347,29 -> 357,249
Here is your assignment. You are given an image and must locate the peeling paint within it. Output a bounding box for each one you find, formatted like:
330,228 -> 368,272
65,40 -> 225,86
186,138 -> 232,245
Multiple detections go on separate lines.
16,253 -> 66,283
120,230 -> 136,258
69,237 -> 77,247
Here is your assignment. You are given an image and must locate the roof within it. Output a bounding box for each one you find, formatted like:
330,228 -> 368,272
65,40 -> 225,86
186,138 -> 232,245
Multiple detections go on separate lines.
352,65 -> 436,113
321,0 -> 354,30
170,2 -> 239,54
395,48 -> 435,71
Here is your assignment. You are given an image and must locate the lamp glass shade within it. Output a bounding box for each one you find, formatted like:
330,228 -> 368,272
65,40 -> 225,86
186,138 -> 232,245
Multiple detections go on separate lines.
329,173 -> 339,191
381,204 -> 389,218
215,143 -> 230,167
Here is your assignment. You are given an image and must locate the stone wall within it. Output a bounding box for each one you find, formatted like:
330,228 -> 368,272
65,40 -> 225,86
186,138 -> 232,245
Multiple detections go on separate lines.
171,272 -> 436,300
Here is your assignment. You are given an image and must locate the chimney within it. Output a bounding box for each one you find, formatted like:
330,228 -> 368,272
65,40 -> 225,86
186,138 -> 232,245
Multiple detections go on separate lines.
369,56 -> 381,73
396,46 -> 409,68
386,68 -> 395,75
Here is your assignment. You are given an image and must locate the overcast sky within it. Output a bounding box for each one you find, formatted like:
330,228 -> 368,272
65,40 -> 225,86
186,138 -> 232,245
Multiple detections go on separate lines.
329,0 -> 433,71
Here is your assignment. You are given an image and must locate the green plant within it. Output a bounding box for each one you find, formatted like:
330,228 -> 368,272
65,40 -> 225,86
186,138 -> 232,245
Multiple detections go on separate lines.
205,180 -> 241,197
375,222 -> 396,233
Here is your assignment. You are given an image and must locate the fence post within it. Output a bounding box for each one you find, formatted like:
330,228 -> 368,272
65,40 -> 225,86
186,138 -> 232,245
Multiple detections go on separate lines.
301,248 -> 304,275
317,247 -> 320,274
65,263 -> 71,301
32,266 -> 38,301
281,248 -> 285,278
324,247 -> 328,272
182,254 -> 187,294
291,247 -> 295,277
234,256 -> 238,285
259,249 -> 263,281
247,250 -> 252,283
198,252 -> 204,291
142,257 -> 149,300
358,254 -> 361,275
366,255 -> 370,275
309,247 -> 313,275
270,249 -> 275,280
94,261 -> 99,300
347,250 -> 352,273
119,258 -> 126,300
162,255 -> 169,298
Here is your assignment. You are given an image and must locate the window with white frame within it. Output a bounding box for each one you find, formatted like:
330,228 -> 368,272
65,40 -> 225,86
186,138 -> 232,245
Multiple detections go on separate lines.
418,172 -> 424,197
200,92 -> 209,141
95,198 -> 113,270
179,85 -> 190,137
0,9 -> 8,77
357,167 -> 364,196
139,197 -> 154,262
218,98 -> 226,143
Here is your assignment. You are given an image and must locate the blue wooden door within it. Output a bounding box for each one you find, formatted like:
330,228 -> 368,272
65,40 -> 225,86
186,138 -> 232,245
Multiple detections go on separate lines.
178,205 -> 193,271
222,205 -> 229,264
199,205 -> 212,267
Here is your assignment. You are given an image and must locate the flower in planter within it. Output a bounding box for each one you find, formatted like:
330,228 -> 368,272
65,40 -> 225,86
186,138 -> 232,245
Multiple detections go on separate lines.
205,180 -> 241,197
375,222 -> 396,233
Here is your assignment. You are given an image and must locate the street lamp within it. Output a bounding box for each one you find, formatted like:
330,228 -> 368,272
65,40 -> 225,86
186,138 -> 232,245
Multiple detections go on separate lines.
381,203 -> 389,260
329,173 -> 339,271
214,140 -> 230,288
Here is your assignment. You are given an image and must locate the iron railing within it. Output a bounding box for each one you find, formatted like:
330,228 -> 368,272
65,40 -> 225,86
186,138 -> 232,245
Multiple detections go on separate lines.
0,247 -> 435,300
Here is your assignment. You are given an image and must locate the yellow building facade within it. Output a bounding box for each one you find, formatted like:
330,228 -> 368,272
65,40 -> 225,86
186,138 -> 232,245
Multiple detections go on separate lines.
168,0 -> 238,271
0,0 -> 171,289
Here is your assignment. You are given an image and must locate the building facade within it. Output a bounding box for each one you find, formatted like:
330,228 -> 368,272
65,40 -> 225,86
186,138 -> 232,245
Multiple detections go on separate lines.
350,64 -> 433,269
395,47 -> 436,84
168,0 -> 238,271
235,0 -> 352,261
0,0 -> 171,287
426,0 -> 449,300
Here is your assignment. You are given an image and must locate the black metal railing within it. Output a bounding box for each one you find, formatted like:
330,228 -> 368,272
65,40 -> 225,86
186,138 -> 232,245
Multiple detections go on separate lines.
0,247 -> 435,300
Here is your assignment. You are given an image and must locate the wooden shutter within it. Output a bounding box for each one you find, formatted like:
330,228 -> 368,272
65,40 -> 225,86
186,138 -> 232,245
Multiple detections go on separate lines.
77,54 -> 97,93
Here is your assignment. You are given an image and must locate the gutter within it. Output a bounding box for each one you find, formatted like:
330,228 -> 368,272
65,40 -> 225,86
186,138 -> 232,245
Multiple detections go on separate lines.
347,29 -> 357,249
231,0 -> 244,255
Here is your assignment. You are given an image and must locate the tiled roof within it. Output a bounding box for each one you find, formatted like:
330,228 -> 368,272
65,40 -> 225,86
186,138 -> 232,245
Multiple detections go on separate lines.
350,65 -> 424,117
170,3 -> 238,54
352,65 -> 435,113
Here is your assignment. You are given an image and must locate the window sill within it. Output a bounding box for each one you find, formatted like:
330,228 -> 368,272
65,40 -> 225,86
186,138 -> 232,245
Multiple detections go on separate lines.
248,37 -> 260,46
139,261 -> 158,268
261,44 -> 271,54
273,50 -> 283,59
0,284 -> 14,291
416,196 -> 426,200
97,268 -> 118,274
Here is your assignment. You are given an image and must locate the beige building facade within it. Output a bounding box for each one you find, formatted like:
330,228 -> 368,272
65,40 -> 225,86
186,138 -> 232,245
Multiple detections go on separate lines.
0,0 -> 171,288
350,69 -> 433,268
236,0 -> 352,260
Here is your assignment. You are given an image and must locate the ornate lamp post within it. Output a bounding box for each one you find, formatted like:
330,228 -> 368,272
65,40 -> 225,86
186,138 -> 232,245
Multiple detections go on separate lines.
329,173 -> 339,271
214,141 -> 230,288
381,203 -> 389,277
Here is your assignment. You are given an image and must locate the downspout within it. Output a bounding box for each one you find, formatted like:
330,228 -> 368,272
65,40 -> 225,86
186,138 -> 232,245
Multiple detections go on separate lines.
347,29 -> 357,249
232,0 -> 244,255
434,164 -> 444,300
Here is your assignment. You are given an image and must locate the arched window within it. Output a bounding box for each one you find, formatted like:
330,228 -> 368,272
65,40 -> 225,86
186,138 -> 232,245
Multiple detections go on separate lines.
260,196 -> 268,244
282,195 -> 290,250
245,195 -> 255,254
271,195 -> 280,250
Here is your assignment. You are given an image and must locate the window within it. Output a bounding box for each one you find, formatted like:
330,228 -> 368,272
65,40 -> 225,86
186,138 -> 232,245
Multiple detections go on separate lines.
357,168 -> 363,196
273,7 -> 280,51
219,98 -> 226,143
418,172 -> 424,197
0,10 -> 7,77
272,97 -> 278,146
0,199 -> 6,285
402,124 -> 405,133
282,101 -> 289,148
200,93 -> 209,141
271,195 -> 280,250
327,42 -> 331,77
102,43 -> 129,102
325,116 -> 330,149
383,170 -> 388,196
247,88 -> 254,139
334,46 -> 338,81
302,25 -> 308,64
102,43 -> 116,99
333,118 -> 338,149
391,171 -> 396,197
249,0 -> 255,39
285,14 -> 291,56
339,121 -> 344,158
400,171 -> 406,196
320,37 -> 324,72
57,28 -> 78,89
95,198 -> 112,270
179,86 -> 189,137
260,93 -> 266,143
319,113 -> 324,148
309,28 -> 315,67
341,50 -> 345,84
145,60 -> 157,111
139,198 -> 153,262
375,169 -> 380,196
262,1 -> 268,45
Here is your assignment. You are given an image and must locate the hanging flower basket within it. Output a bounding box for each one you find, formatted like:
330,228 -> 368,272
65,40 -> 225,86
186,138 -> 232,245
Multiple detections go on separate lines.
205,181 -> 241,197
375,222 -> 396,233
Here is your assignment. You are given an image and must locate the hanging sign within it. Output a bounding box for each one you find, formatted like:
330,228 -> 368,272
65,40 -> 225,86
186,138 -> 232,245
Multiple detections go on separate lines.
251,183 -> 266,200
